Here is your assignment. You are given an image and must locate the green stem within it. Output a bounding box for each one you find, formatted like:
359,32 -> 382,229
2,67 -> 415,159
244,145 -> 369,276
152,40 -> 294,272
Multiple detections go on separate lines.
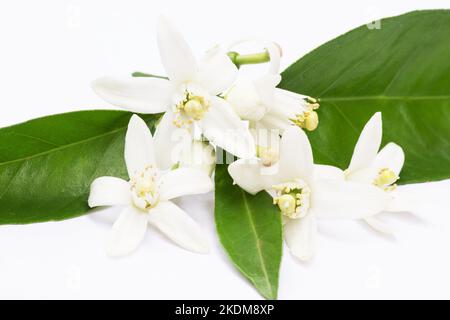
227,50 -> 270,68
132,50 -> 271,79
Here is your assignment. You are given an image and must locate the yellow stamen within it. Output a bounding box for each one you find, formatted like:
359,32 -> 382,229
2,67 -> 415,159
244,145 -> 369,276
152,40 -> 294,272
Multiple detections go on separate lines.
290,100 -> 320,131
130,164 -> 160,210
373,168 -> 399,190
272,181 -> 311,219
173,93 -> 210,128
184,98 -> 207,120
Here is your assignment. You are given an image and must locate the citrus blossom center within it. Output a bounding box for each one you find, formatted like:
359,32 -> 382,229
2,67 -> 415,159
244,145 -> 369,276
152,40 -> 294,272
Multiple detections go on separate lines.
130,165 -> 160,210
373,168 -> 398,192
272,180 -> 311,219
173,90 -> 210,128
256,145 -> 279,167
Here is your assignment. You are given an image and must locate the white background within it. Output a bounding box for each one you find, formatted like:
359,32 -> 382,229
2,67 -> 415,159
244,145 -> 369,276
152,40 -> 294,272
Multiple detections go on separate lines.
0,0 -> 449,299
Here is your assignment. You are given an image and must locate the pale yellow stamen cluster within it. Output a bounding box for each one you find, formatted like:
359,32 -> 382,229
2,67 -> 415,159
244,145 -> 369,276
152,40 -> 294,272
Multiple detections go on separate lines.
373,168 -> 399,192
173,92 -> 209,128
290,97 -> 320,131
256,145 -> 279,167
272,181 -> 311,219
130,164 -> 160,210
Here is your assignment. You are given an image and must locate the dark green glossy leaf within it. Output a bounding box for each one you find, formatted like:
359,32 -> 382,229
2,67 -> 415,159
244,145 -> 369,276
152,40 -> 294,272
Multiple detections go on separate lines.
0,110 -> 161,224
214,163 -> 282,300
280,10 -> 450,184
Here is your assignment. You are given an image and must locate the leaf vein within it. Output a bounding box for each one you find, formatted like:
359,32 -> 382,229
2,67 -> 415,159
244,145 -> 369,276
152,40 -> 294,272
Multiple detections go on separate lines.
0,126 -> 127,168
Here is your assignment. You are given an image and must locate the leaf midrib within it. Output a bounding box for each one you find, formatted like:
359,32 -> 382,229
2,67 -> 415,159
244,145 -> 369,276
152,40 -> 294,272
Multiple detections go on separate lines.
0,126 -> 126,167
240,189 -> 274,299
320,95 -> 450,102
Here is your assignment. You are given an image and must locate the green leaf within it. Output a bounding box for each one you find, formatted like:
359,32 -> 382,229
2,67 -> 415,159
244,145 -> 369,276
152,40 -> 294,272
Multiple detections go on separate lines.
214,163 -> 282,300
132,71 -> 168,80
280,10 -> 450,184
0,110 -> 161,224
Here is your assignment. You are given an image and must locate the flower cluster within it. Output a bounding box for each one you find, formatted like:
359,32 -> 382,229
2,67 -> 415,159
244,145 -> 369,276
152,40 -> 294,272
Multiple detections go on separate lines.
229,112 -> 411,260
89,17 -> 412,260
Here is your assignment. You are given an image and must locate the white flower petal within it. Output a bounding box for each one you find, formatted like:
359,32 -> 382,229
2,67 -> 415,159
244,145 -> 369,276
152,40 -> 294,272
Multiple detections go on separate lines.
273,89 -> 308,115
265,41 -> 282,74
92,76 -> 170,113
371,142 -> 405,176
153,111 -> 193,170
147,201 -> 210,253
257,112 -> 292,132
251,127 -> 281,149
256,88 -> 309,131
348,112 -> 382,174
228,159 -> 280,195
278,126 -> 314,184
226,81 -> 267,122
179,140 -> 216,176
196,46 -> 238,95
106,206 -> 148,257
385,191 -> 417,213
364,216 -> 395,235
311,180 -> 390,219
347,143 -> 405,184
157,16 -> 197,84
253,73 -> 280,106
125,115 -> 156,177
200,96 -> 255,159
344,167 -> 374,184
226,73 -> 280,124
159,168 -> 213,201
313,164 -> 345,181
88,176 -> 131,207
284,214 -> 316,261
